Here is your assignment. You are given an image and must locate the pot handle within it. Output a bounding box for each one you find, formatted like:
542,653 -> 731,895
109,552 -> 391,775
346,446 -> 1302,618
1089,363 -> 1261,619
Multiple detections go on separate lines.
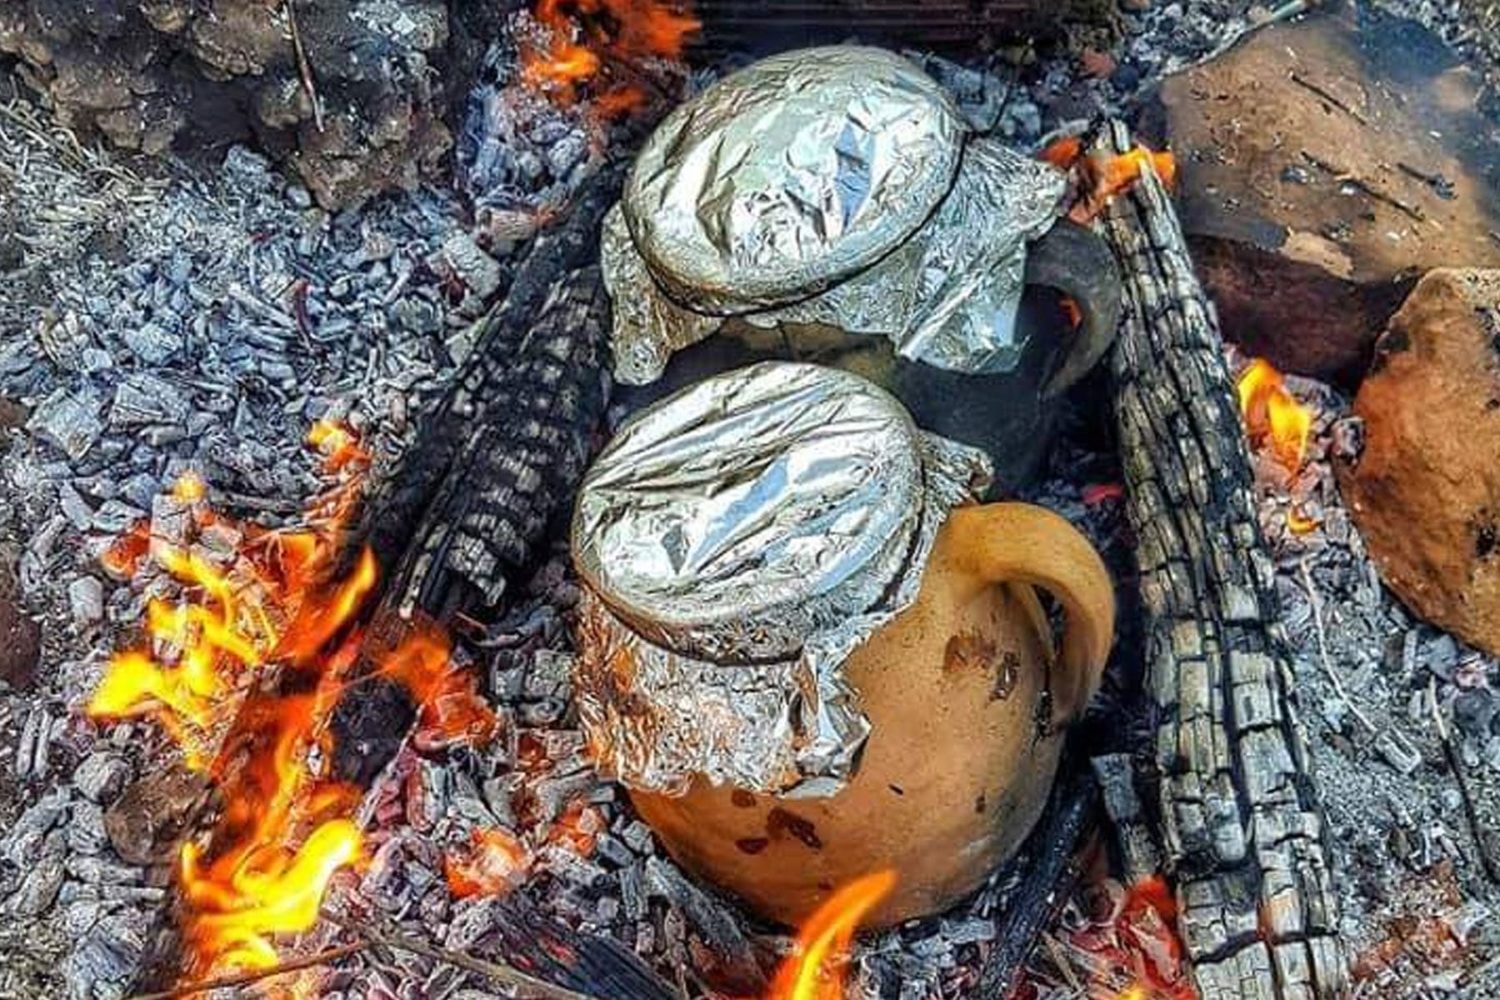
944,503 -> 1116,725
1024,219 -> 1123,399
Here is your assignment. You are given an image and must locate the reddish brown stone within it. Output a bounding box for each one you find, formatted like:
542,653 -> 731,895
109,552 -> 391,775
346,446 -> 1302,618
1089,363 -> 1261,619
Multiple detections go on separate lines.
104,766 -> 209,866
1336,269 -> 1500,657
0,549 -> 39,691
1157,3 -> 1500,387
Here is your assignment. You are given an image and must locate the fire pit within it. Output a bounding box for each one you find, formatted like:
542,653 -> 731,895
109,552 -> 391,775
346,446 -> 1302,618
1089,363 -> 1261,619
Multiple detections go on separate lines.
5,2 -> 1500,1000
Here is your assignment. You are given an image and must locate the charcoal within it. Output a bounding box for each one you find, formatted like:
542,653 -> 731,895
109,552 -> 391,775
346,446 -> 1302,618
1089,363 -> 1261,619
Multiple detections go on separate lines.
108,374 -> 188,429
72,754 -> 131,805
120,322 -> 183,364
67,576 -> 104,625
643,857 -> 762,991
10,855 -> 66,917
26,388 -> 104,461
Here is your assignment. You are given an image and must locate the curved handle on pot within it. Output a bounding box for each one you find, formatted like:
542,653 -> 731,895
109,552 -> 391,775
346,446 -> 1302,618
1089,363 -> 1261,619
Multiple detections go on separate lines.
945,503 -> 1115,725
1024,219 -> 1123,399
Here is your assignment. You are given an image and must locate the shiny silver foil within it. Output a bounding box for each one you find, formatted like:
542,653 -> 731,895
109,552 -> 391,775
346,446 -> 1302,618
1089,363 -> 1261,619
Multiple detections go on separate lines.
601,46 -> 1068,385
572,363 -> 991,796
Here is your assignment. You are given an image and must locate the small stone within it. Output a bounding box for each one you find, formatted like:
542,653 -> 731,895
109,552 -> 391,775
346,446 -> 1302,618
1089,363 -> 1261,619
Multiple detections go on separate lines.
73,753 -> 131,804
286,184 -> 313,209
68,575 -> 104,625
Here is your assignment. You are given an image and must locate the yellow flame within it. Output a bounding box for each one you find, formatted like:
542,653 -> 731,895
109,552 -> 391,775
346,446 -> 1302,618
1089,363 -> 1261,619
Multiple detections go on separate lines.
1237,358 -> 1313,474
768,871 -> 897,1000
182,819 -> 363,971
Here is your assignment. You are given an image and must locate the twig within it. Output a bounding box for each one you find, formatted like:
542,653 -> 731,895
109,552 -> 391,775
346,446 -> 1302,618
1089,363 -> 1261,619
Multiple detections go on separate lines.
1042,931 -> 1086,994
1298,560 -> 1380,737
1427,675 -> 1500,883
285,0 -> 325,131
127,941 -> 368,1000
323,914 -> 599,1000
1165,0 -> 1320,76
1300,151 -> 1427,222
1288,70 -> 1368,124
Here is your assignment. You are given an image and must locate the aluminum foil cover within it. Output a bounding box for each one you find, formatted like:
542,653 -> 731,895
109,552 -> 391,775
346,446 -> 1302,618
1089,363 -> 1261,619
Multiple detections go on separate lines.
601,46 -> 1068,384
572,363 -> 991,796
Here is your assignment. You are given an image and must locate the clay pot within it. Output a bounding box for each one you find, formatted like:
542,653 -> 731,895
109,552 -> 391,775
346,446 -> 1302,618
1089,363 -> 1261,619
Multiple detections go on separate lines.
629,502 -> 1115,928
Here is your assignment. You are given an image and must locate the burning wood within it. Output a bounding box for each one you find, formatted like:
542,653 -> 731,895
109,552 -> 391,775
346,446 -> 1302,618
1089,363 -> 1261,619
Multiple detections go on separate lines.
522,0 -> 701,115
83,425 -> 493,982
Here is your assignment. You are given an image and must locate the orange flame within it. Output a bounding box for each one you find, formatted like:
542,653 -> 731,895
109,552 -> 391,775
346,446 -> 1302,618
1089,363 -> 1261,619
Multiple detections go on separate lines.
522,0 -> 699,116
86,423 -> 390,976
767,871 -> 897,1000
444,828 -> 532,900
1061,142 -> 1178,225
1236,359 -> 1313,474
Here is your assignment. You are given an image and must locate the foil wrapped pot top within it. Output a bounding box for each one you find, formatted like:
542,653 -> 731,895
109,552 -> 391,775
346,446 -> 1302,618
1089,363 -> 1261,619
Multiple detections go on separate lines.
602,45 -> 1069,385
571,362 -> 991,796
622,46 -> 964,308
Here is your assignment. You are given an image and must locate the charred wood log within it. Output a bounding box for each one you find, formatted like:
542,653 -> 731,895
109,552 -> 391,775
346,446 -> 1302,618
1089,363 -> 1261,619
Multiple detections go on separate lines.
979,756 -> 1097,996
1096,120 -> 1348,999
360,164 -> 622,612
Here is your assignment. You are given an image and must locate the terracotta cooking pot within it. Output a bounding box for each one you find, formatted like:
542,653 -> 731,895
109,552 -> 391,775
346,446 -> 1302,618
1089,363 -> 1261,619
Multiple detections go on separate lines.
572,363 -> 1115,928
631,502 -> 1114,928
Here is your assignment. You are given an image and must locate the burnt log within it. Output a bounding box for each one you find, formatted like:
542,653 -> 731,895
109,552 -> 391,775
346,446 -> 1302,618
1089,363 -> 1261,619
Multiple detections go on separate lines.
360,164 -> 621,616
1097,120 -> 1348,999
692,0 -> 1104,54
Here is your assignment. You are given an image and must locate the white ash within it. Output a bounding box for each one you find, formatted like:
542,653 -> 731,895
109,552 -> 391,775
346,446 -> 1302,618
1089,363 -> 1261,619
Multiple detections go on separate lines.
0,87 -> 480,999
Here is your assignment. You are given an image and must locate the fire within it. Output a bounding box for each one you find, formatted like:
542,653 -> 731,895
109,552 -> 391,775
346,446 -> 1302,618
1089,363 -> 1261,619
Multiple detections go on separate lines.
1048,138 -> 1178,225
444,827 -> 532,899
767,871 -> 897,1000
1236,358 -> 1313,474
1054,874 -> 1196,1000
1287,508 -> 1321,535
84,420 -> 480,977
521,0 -> 699,116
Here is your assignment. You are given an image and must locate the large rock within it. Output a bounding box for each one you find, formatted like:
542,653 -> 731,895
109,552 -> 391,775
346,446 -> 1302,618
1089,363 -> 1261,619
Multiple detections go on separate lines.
1155,1 -> 1500,387
0,0 -> 453,209
1336,269 -> 1500,656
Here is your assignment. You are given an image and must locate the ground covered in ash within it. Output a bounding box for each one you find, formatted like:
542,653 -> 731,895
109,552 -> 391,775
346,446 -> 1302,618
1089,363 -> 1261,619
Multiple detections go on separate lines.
3,2 -> 1500,999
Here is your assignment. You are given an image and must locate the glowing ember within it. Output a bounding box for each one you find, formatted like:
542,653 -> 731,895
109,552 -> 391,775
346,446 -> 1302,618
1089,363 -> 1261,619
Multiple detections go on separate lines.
1237,358 -> 1313,474
444,827 -> 532,900
1057,874 -> 1196,1000
522,0 -> 699,116
767,871 -> 897,1000
377,625 -> 498,752
1287,508 -> 1321,535
1057,141 -> 1178,225
84,420 -> 478,978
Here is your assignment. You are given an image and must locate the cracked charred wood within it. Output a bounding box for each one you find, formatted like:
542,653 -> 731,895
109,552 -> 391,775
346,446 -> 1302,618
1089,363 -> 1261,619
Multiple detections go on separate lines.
360,165 -> 622,610
1096,120 -> 1348,1000
326,262 -> 613,787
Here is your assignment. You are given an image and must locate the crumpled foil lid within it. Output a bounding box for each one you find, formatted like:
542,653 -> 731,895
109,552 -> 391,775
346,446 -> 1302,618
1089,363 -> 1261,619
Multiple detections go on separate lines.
572,363 -> 991,796
602,45 -> 1068,385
